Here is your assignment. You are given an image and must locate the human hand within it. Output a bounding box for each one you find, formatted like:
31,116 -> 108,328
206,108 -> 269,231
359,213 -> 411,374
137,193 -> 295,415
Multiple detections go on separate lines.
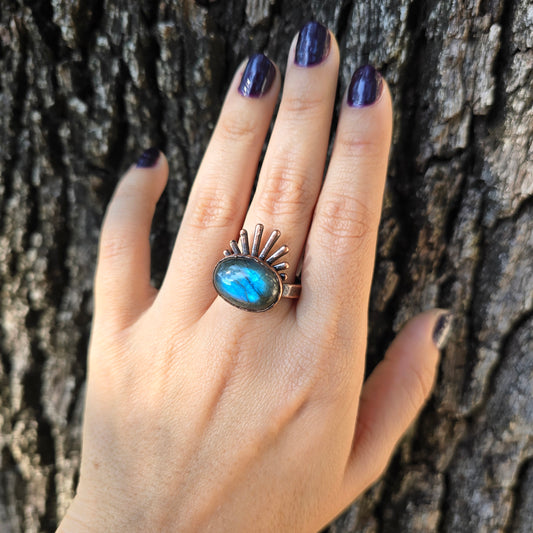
59,22 -> 452,532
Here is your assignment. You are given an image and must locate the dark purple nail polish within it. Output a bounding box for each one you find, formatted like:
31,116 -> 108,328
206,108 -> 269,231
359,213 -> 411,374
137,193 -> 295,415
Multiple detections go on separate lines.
136,147 -> 160,168
295,21 -> 331,67
347,65 -> 384,107
239,54 -> 276,98
432,311 -> 454,350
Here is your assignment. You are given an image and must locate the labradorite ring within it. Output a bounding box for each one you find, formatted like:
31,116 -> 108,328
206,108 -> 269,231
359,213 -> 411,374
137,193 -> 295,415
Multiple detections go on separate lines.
213,223 -> 301,312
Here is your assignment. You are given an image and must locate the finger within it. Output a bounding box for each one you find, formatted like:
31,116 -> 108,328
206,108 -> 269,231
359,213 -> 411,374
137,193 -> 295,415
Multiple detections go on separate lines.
341,310 -> 453,497
244,22 -> 339,282
299,66 -> 392,343
94,149 -> 168,327
159,55 -> 280,317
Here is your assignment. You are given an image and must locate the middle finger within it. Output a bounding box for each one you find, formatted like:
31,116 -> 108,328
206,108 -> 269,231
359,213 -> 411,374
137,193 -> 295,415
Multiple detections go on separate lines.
244,22 -> 339,282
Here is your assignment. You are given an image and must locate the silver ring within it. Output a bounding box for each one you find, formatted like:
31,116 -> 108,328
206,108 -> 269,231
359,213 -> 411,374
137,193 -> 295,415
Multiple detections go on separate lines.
213,223 -> 301,312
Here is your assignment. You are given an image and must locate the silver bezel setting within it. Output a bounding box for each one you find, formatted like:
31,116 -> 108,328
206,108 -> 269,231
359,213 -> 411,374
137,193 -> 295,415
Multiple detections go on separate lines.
213,223 -> 298,312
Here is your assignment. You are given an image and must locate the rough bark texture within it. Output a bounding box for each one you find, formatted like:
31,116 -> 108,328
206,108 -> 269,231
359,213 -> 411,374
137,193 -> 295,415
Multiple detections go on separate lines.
0,0 -> 531,531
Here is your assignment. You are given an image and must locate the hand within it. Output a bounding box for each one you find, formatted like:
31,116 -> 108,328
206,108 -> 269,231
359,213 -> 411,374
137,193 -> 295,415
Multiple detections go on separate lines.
59,22 -> 451,533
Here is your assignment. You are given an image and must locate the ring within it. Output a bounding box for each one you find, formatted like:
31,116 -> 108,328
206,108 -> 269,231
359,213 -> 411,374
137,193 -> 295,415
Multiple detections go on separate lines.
213,223 -> 301,312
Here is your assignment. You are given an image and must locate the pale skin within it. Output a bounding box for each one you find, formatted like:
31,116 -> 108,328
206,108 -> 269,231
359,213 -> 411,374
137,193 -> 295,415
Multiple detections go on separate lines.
59,30 -> 444,532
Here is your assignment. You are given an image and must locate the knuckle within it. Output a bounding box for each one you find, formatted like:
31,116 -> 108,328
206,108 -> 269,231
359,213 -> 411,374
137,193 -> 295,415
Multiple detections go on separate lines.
188,186 -> 237,231
317,192 -> 377,255
281,93 -> 324,116
257,163 -> 313,218
98,231 -> 131,263
335,131 -> 381,159
218,113 -> 260,145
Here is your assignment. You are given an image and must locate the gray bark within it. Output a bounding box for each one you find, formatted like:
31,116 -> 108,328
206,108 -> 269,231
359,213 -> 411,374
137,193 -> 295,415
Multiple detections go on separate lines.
0,0 -> 531,531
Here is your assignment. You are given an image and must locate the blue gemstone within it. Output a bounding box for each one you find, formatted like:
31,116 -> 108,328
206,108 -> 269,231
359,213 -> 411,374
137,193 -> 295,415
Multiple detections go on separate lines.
213,256 -> 281,312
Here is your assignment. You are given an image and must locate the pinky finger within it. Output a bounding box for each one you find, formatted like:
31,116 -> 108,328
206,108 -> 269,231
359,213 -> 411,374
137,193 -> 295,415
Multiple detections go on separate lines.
94,149 -> 168,328
342,310 -> 453,496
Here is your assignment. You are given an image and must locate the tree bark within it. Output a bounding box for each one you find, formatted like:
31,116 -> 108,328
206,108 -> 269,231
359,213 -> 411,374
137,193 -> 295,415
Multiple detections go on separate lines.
0,0 -> 531,531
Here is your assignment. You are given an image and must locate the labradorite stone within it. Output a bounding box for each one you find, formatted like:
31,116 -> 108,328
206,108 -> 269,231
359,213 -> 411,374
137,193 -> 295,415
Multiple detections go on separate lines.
213,256 -> 281,312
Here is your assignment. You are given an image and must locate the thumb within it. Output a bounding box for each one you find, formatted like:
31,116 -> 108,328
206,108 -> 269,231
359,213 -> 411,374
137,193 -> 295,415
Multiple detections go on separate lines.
342,309 -> 453,496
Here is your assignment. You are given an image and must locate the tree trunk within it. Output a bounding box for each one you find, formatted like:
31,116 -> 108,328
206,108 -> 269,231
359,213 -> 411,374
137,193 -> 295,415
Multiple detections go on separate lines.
0,0 -> 531,531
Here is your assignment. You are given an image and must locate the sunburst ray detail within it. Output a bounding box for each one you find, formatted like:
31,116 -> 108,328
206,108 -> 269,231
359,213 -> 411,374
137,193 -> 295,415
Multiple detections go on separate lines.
224,224 -> 290,272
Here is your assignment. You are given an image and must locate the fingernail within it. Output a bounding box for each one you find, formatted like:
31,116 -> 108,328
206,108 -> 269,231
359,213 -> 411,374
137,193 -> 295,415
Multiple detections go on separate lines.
347,65 -> 384,107
432,311 -> 454,350
295,21 -> 331,67
238,54 -> 276,98
136,147 -> 160,168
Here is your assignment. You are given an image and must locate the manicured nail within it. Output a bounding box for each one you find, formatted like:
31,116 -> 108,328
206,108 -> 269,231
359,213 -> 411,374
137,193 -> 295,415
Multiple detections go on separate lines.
347,65 -> 383,107
136,147 -> 160,168
295,21 -> 331,67
238,54 -> 276,98
432,311 -> 454,350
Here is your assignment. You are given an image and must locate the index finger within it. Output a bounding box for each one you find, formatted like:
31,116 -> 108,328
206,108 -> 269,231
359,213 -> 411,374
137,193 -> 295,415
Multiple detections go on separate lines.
298,66 -> 393,346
